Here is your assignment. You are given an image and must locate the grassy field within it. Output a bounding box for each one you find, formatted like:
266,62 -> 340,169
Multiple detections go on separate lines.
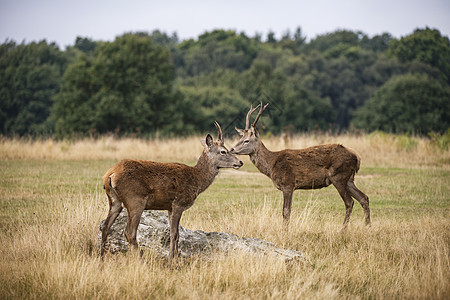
0,133 -> 449,299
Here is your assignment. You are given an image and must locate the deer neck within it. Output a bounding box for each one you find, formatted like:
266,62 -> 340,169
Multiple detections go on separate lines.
249,141 -> 275,178
194,150 -> 219,192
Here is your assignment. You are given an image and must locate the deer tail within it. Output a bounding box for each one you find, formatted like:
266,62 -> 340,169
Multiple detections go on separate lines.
103,172 -> 115,194
355,153 -> 361,174
347,146 -> 361,178
103,173 -> 121,205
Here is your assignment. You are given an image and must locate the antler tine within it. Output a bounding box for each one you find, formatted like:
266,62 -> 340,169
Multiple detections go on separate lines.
214,121 -> 223,142
245,103 -> 261,130
252,102 -> 269,128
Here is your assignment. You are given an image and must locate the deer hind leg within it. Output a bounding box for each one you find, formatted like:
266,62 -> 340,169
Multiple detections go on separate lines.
330,178 -> 354,231
347,180 -> 371,226
124,201 -> 145,255
168,207 -> 183,265
282,188 -> 294,231
101,191 -> 123,257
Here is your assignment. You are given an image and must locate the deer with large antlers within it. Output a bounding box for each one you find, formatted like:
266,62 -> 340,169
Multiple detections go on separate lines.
101,122 -> 243,264
230,103 -> 370,230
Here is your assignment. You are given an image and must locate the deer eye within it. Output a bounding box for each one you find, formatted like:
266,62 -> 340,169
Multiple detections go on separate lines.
220,150 -> 227,155
244,140 -> 250,144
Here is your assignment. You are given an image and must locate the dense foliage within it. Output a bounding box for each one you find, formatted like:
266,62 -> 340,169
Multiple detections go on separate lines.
0,40 -> 67,135
52,33 -> 182,137
1,27 -> 449,137
352,74 -> 450,133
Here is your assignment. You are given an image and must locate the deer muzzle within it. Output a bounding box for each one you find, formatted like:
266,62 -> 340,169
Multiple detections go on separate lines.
233,160 -> 243,169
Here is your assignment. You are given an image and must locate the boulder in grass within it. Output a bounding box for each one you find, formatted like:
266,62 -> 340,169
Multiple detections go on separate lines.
98,210 -> 307,263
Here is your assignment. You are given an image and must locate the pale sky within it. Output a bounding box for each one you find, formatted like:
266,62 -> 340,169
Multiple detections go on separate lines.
1,0 -> 449,49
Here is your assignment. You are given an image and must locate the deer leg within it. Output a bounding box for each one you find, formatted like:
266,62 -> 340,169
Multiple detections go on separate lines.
124,203 -> 145,255
330,180 -> 354,231
101,195 -> 123,257
168,207 -> 183,265
167,210 -> 172,228
282,188 -> 294,231
347,180 -> 371,226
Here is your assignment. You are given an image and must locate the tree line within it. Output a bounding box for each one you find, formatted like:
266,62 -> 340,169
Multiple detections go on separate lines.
1,27 -> 449,138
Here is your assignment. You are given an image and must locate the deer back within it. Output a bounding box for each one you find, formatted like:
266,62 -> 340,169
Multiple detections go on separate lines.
104,159 -> 204,210
270,144 -> 360,190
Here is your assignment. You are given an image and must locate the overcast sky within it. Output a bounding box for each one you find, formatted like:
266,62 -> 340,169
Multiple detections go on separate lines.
1,0 -> 449,49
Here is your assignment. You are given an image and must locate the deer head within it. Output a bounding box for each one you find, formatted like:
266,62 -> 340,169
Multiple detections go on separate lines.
231,102 -> 269,155
202,121 -> 243,169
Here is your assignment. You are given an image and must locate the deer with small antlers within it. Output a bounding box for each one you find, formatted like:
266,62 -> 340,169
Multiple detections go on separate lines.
101,122 -> 243,264
230,103 -> 370,230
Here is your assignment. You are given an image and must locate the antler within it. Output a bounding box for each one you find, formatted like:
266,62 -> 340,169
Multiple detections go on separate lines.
245,103 -> 261,130
252,102 -> 269,128
214,121 -> 223,143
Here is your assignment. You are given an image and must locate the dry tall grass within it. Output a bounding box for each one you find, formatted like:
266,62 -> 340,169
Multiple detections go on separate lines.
0,134 -> 449,299
0,135 -> 202,162
1,132 -> 449,168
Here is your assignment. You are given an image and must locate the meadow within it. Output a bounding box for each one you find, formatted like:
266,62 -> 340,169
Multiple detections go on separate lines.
0,133 -> 449,299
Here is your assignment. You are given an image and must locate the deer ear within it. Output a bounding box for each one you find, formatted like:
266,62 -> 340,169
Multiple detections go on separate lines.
235,127 -> 245,136
250,126 -> 260,137
205,134 -> 214,148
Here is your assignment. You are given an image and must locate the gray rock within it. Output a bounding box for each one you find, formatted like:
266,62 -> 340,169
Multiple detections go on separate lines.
98,210 -> 307,262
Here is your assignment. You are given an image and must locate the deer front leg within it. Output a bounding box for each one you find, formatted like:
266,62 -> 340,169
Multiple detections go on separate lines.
282,188 -> 294,231
168,207 -> 183,265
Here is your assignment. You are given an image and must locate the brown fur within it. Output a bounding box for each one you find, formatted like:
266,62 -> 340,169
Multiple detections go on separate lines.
100,128 -> 243,264
231,104 -> 370,230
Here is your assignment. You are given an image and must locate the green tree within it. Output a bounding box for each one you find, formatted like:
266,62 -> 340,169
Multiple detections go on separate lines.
267,31 -> 277,44
74,36 -> 97,55
290,29 -> 402,130
170,28 -> 450,134
352,74 -> 450,133
278,27 -> 307,54
238,59 -> 287,108
388,28 -> 450,83
0,40 -> 66,135
178,30 -> 259,76
305,30 -> 363,53
236,50 -> 335,133
300,45 -> 379,130
179,85 -> 248,135
361,33 -> 393,52
278,83 -> 335,132
52,33 -> 181,137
